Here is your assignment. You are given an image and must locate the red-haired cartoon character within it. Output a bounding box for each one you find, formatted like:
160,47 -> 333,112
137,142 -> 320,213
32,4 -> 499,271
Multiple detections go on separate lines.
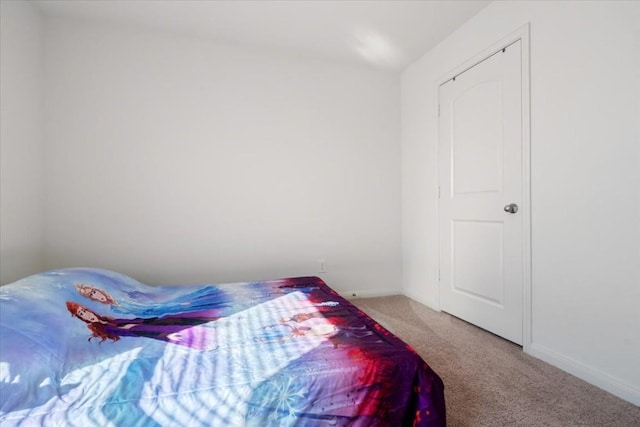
66,301 -> 218,350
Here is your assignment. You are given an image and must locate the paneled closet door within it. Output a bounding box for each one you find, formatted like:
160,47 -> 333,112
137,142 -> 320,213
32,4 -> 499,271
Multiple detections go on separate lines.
439,40 -> 523,345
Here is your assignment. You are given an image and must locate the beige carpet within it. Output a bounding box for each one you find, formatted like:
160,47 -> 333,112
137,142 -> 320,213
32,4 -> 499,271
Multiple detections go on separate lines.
351,295 -> 640,427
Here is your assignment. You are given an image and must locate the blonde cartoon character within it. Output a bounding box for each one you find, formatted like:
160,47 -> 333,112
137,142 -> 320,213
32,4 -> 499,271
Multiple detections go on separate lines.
75,283 -> 118,306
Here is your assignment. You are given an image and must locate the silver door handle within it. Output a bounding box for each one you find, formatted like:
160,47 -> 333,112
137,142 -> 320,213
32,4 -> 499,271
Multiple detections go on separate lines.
504,203 -> 519,214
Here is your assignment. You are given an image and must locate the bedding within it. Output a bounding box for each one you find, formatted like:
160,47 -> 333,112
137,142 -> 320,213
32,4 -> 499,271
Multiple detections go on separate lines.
0,268 -> 445,426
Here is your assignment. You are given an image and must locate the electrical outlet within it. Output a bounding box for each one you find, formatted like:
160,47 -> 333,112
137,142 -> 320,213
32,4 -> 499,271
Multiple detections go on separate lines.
318,259 -> 327,273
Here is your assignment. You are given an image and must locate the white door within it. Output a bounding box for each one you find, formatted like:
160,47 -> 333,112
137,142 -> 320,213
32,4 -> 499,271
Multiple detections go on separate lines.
439,40 -> 523,345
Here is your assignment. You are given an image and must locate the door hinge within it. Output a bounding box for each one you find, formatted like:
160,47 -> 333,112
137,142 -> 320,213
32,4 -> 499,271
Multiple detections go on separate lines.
438,104 -> 440,117
438,186 -> 441,199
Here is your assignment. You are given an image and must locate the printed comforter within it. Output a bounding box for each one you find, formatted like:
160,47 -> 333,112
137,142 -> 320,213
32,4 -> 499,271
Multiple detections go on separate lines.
0,268 -> 445,426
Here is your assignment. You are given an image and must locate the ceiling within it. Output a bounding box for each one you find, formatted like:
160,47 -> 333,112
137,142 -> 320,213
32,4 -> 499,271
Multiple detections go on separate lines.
33,0 -> 491,71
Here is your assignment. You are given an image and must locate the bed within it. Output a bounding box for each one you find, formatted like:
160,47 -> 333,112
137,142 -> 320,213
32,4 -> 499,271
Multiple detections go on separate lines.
0,268 -> 445,426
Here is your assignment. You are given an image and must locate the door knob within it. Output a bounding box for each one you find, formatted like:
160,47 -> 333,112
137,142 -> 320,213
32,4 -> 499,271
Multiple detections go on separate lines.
504,203 -> 519,214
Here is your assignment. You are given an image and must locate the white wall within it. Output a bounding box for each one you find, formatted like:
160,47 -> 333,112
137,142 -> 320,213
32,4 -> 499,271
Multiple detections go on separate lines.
402,0 -> 640,405
42,17 -> 401,295
0,0 -> 45,284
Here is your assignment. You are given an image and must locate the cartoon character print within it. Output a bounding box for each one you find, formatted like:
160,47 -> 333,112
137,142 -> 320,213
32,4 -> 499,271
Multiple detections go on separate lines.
66,301 -> 218,350
75,282 -> 229,317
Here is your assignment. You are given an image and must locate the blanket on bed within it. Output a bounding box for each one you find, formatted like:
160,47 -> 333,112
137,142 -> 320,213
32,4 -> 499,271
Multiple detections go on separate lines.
0,268 -> 445,426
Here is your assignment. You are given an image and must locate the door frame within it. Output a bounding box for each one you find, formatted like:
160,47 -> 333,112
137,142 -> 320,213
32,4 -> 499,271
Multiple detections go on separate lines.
436,24 -> 532,351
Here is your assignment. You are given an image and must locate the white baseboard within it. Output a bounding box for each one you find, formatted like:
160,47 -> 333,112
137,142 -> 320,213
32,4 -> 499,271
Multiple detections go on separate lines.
339,289 -> 400,300
527,342 -> 640,406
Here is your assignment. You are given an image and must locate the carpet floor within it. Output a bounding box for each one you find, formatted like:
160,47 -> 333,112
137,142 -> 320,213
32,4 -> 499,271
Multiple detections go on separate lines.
351,295 -> 640,427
